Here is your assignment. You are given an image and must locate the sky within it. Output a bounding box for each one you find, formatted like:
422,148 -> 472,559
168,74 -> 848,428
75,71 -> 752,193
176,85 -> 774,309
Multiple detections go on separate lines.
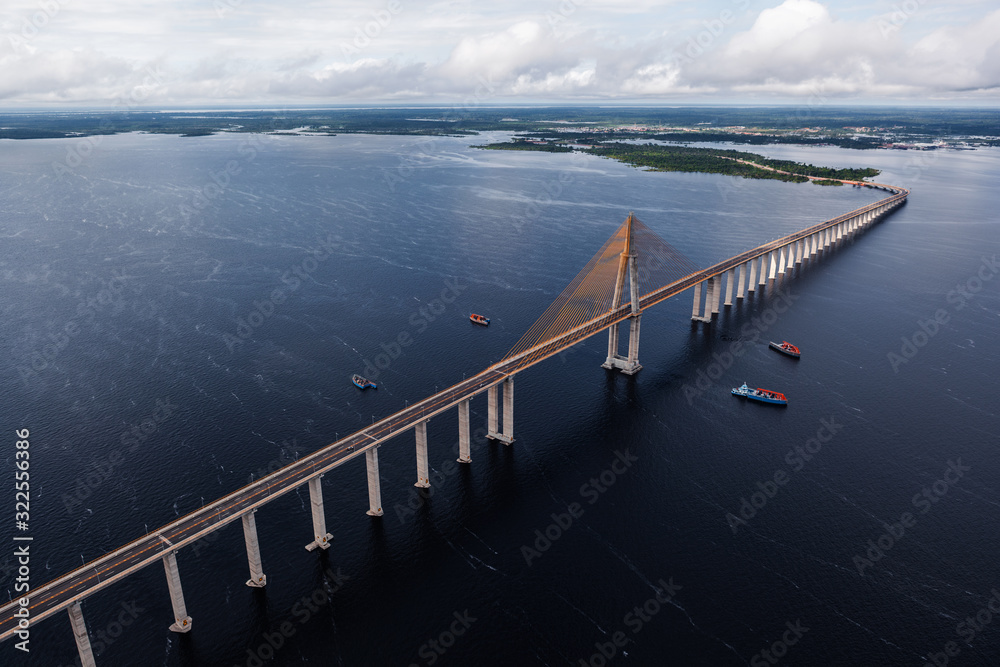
1,0 -> 998,107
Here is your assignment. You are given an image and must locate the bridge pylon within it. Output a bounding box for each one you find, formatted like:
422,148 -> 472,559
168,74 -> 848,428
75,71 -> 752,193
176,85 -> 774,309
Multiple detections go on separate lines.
602,212 -> 642,374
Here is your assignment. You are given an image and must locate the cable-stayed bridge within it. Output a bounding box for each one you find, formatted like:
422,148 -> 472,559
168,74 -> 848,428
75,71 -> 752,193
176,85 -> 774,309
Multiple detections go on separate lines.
0,182 -> 908,665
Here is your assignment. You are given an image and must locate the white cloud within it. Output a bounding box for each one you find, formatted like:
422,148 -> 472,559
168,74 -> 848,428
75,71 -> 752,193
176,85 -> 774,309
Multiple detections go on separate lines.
0,0 -> 998,105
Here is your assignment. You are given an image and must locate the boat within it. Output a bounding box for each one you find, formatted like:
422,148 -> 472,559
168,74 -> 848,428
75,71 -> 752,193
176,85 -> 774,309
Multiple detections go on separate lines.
470,313 -> 490,326
352,374 -> 376,389
769,340 -> 800,358
731,382 -> 787,405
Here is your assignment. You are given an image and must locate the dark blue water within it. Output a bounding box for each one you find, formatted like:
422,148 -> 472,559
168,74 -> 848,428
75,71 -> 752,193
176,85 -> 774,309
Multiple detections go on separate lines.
1,131 -> 998,666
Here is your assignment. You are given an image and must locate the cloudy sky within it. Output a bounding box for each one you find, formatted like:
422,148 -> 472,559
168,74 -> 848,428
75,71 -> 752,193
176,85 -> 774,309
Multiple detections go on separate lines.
1,0 -> 998,107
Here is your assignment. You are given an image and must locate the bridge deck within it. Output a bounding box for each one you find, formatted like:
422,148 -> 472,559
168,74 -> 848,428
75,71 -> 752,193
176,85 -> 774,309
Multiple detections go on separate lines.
0,184 -> 907,642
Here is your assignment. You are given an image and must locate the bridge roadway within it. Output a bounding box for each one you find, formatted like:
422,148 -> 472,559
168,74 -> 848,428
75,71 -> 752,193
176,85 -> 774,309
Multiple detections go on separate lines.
0,183 -> 907,642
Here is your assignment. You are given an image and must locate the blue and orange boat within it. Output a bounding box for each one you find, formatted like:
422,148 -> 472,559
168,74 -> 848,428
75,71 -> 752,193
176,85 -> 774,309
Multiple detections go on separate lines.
731,382 -> 787,405
352,374 -> 376,389
470,313 -> 490,326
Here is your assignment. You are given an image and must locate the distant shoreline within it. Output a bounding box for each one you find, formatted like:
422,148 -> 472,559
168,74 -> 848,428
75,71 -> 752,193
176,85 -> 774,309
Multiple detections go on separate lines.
1,107 -> 996,147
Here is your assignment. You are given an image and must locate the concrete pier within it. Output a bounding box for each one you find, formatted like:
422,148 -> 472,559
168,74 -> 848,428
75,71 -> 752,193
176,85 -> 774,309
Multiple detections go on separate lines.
624,315 -> 641,373
487,378 -> 515,443
365,447 -> 383,516
768,250 -> 778,280
710,275 -> 722,314
68,602 -> 96,667
502,376 -> 514,442
724,268 -> 735,306
758,254 -> 768,286
162,551 -> 192,633
487,384 -> 498,436
691,281 -> 702,318
242,510 -> 267,585
747,257 -> 758,292
457,399 -> 471,463
414,420 -> 430,488
736,262 -> 746,299
777,247 -> 787,275
605,316 -> 620,363
305,476 -> 333,551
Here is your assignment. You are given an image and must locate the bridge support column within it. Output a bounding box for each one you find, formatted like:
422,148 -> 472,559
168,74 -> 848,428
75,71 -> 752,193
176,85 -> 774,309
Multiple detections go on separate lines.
604,315 -> 643,370
305,476 -> 333,550
747,258 -> 757,292
701,278 -> 714,317
710,275 -> 722,315
242,509 -> 267,585
458,399 -> 471,463
758,255 -> 768,285
795,239 -> 804,265
768,251 -> 778,280
624,314 -> 641,372
162,551 -> 192,633
487,378 -> 514,444
691,281 -> 703,319
777,247 -> 787,274
736,262 -> 746,299
604,317 -> 620,363
487,384 -> 498,435
503,377 -> 514,441
68,602 -> 97,667
414,420 -> 430,488
365,447 -> 383,516
724,268 -> 735,306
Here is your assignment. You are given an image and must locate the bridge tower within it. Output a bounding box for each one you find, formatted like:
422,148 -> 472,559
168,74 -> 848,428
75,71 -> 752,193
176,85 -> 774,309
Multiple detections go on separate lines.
602,212 -> 642,374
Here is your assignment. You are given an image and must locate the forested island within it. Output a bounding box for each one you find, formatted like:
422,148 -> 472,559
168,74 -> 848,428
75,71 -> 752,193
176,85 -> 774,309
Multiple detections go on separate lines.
478,139 -> 881,183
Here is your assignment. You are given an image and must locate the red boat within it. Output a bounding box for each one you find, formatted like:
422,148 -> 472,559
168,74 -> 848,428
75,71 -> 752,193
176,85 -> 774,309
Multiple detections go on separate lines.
769,341 -> 800,358
470,313 -> 490,326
